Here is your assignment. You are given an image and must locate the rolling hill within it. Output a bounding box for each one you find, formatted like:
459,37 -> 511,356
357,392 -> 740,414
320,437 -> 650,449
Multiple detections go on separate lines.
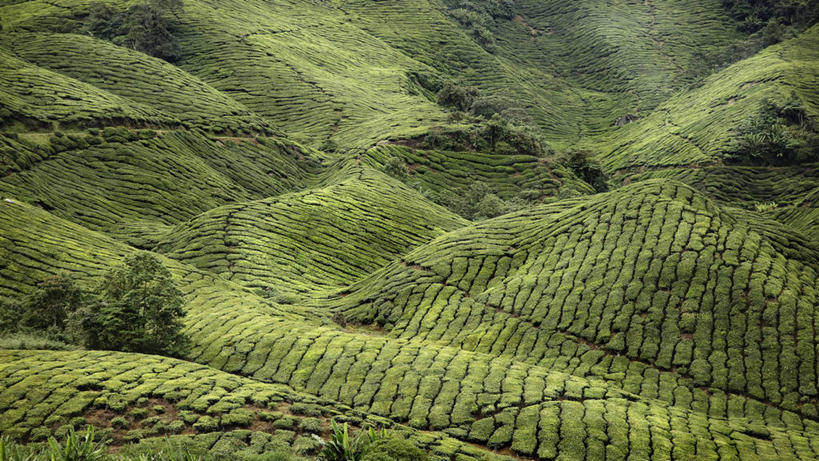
0,0 -> 818,459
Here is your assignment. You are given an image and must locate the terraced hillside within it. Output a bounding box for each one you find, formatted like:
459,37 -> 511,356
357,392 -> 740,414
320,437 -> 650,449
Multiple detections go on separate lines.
155,167 -> 468,297
3,180 -> 819,460
590,25 -> 819,172
1,0 -> 818,459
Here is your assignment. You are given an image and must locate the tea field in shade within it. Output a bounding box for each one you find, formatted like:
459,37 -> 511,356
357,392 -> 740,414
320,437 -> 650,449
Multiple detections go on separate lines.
1,0 -> 818,460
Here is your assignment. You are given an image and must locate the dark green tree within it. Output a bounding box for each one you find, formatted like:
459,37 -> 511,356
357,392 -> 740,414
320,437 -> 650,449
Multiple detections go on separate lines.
19,274 -> 85,332
383,156 -> 408,180
84,0 -> 182,62
437,82 -> 480,112
561,149 -> 609,192
78,252 -> 187,356
116,3 -> 180,62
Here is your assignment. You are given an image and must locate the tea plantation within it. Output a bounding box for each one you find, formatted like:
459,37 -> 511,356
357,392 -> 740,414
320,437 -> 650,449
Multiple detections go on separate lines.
1,0 -> 818,459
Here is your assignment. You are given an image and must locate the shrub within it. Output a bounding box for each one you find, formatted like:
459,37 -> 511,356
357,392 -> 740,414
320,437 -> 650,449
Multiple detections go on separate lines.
445,0 -> 513,50
45,426 -> 108,461
469,95 -> 514,118
298,417 -> 324,434
19,273 -> 86,332
316,421 -> 389,461
442,181 -> 525,220
729,101 -> 797,165
476,193 -> 506,219
75,252 -> 188,356
382,157 -> 408,180
0,332 -> 79,351
111,417 -> 129,430
761,18 -> 791,45
754,201 -> 778,212
85,0 -> 183,62
558,149 -> 609,192
437,82 -> 480,112
721,0 -> 818,31
0,435 -> 37,461
0,298 -> 22,333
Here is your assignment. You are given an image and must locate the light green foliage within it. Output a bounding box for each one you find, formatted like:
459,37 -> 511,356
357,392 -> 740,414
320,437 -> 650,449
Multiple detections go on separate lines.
360,438 -> 428,461
316,421 -> 389,461
46,426 -> 108,461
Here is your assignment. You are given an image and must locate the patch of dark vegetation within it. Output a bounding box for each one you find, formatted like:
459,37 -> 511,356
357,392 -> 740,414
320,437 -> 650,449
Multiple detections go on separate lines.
689,0 -> 818,80
722,0 -> 818,33
443,0 -> 515,52
421,115 -> 548,158
556,149 -> 610,192
85,0 -> 184,62
0,252 -> 188,356
725,96 -> 819,165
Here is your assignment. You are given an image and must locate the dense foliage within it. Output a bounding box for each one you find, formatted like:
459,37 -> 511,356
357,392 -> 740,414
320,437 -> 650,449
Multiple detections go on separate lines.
557,149 -> 609,192
85,0 -> 183,61
444,0 -> 515,51
77,253 -> 187,356
727,98 -> 818,165
0,253 -> 187,356
722,0 -> 818,31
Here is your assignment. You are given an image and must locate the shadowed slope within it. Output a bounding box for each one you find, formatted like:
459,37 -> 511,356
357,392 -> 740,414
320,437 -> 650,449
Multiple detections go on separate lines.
362,143 -> 594,202
504,0 -> 741,109
624,164 -> 819,240
2,33 -> 270,133
0,131 -> 313,247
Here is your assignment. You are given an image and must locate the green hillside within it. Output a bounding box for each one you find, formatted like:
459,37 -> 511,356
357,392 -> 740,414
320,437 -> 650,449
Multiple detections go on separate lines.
0,0 -> 818,459
590,25 -> 819,171
155,167 -> 467,297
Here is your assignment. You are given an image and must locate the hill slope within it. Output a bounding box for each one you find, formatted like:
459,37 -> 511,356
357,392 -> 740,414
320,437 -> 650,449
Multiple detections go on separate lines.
1,0 -> 818,459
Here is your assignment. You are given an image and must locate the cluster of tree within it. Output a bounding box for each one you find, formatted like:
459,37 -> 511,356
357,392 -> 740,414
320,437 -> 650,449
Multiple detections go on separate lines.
556,149 -> 609,192
0,253 -> 188,356
85,0 -> 184,62
727,97 -> 818,165
438,81 -> 528,119
441,181 -> 530,220
722,0 -> 818,32
445,0 -> 515,51
687,1 -> 816,81
421,114 -> 547,158
382,156 -> 409,181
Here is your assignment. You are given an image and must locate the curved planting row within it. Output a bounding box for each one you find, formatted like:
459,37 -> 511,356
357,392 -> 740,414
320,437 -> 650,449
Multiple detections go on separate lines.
156,167 -> 467,297
332,181 -> 819,419
0,350 -> 511,461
